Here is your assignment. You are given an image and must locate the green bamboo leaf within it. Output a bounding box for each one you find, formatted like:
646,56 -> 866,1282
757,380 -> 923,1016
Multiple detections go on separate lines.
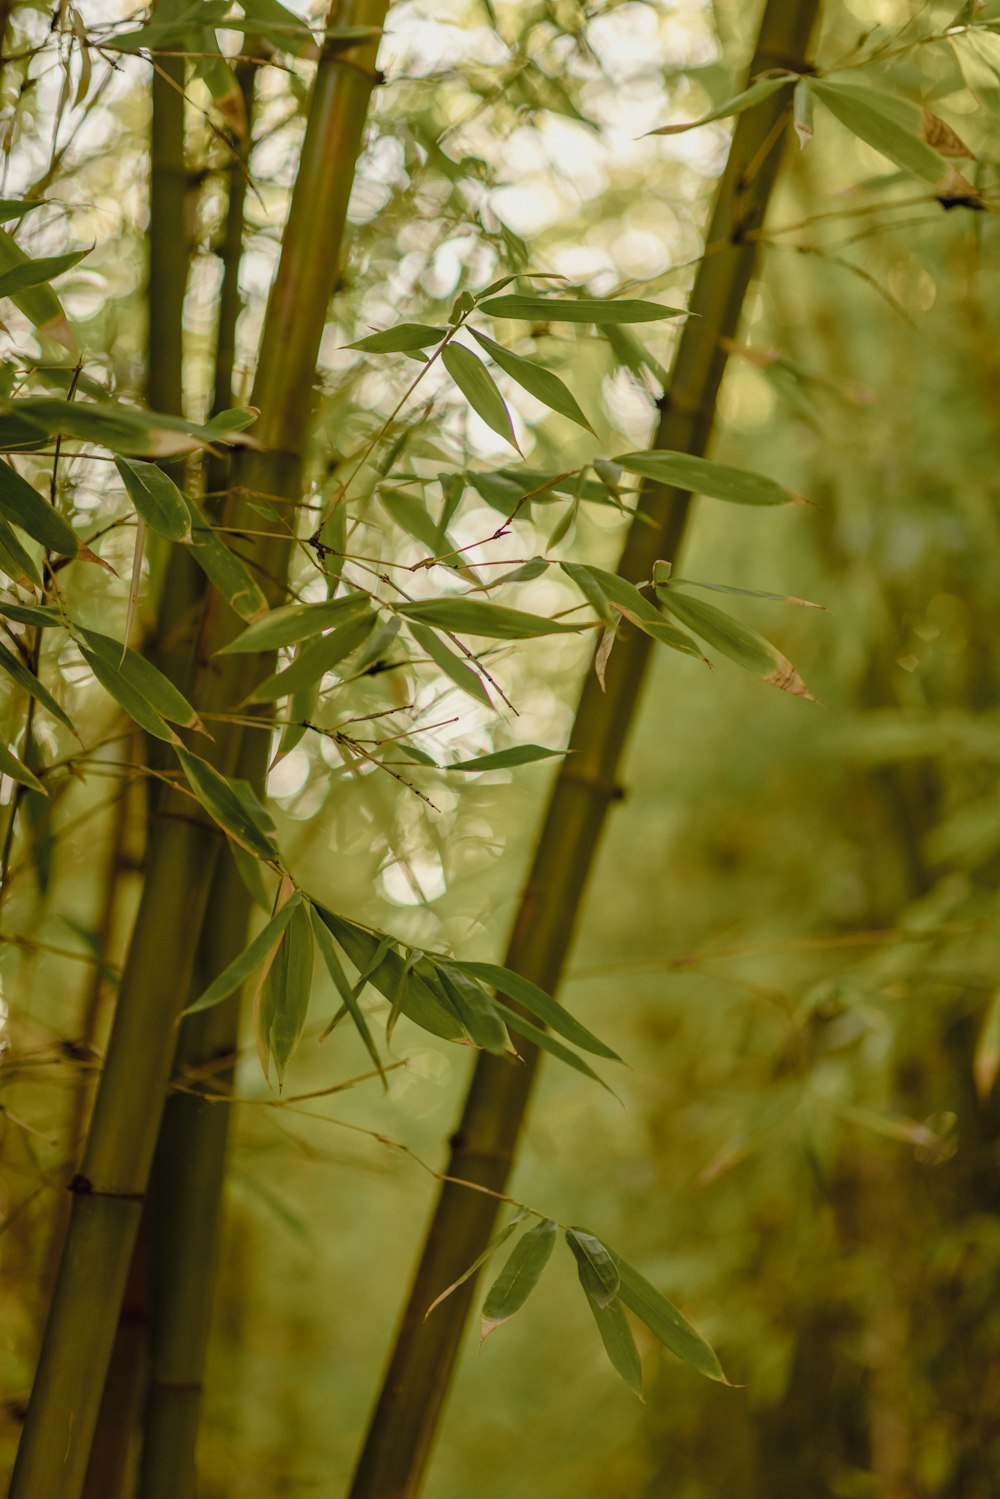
566,1228 -> 620,1308
380,490 -> 447,553
647,74 -> 794,135
576,1260 -> 643,1397
0,228 -> 71,343
78,644 -> 176,743
670,576 -> 825,608
0,740 -> 45,794
8,397 -> 247,460
406,622 -> 493,709
0,201 -> 42,225
75,628 -> 203,729
396,598 -> 584,640
309,905 -> 386,1084
446,744 -> 565,772
257,901 -> 314,1084
0,248 -> 88,300
185,497 -> 269,621
656,587 -> 815,700
442,343 -> 521,452
0,459 -> 79,556
560,561 -> 616,624
347,323 -> 447,353
469,329 -> 596,433
568,565 -> 705,658
453,960 -> 622,1061
607,1246 -> 725,1381
615,450 -> 804,506
248,610 -> 375,702
480,1219 -> 557,1339
175,747 -> 279,862
114,458 -> 191,543
217,592 -> 370,654
0,642 -> 75,733
478,295 -> 685,324
810,78 -> 953,184
0,515 -> 42,587
432,963 -> 510,1055
424,1210 -> 531,1319
199,407 -> 259,439
183,894 -> 302,1016
491,1000 -> 617,1094
0,601 -> 63,628
311,908 -> 464,1042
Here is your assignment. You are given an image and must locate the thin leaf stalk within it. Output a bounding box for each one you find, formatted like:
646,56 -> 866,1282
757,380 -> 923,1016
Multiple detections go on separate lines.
347,3 -> 821,1495
9,10 -> 388,1496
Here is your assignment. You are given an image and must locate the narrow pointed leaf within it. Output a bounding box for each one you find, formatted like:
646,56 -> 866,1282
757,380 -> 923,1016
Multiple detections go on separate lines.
615,450 -> 803,506
249,610 -> 375,702
424,1210 -> 530,1320
810,78 -> 953,184
454,960 -> 622,1061
347,323 -> 446,353
657,588 -> 815,700
75,627 -> 203,728
647,74 -> 793,135
114,457 -> 191,542
310,906 -> 385,1083
446,745 -> 565,772
566,1228 -> 620,1308
470,330 -> 595,433
0,228 -> 71,342
185,496 -> 269,621
0,642 -> 75,732
608,1246 -> 725,1381
396,599 -> 584,639
491,1001 -> 616,1094
442,343 -> 520,452
0,516 -> 42,586
0,741 -> 45,794
0,248 -> 88,300
175,747 -> 279,861
433,963 -> 510,1055
217,592 -> 370,654
577,1263 -> 643,1397
79,644 -> 176,742
183,894 -> 302,1015
480,1218 -> 557,1338
312,908 -> 464,1042
671,576 -> 824,608
257,901 -> 314,1084
407,622 -> 492,708
569,565 -> 705,658
479,295 -> 685,324
0,460 -> 79,556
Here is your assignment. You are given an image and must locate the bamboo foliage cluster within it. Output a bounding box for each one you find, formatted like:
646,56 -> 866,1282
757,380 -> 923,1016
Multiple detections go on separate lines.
0,0 -> 993,1493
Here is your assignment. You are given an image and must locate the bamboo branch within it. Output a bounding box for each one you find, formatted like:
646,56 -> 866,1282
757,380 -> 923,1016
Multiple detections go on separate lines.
348,4 -> 821,1495
8,9 -> 388,1497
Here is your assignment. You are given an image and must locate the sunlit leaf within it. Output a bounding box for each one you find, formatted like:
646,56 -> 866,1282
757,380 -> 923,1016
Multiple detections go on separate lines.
75,627 -> 203,729
0,459 -> 79,556
470,329 -> 595,433
0,740 -> 45,794
647,73 -> 794,135
615,450 -> 804,506
0,642 -> 75,733
657,587 -> 815,700
0,248 -> 88,300
217,592 -> 370,655
175,747 -> 279,861
347,323 -> 447,353
811,78 -> 954,184
396,598 -> 584,639
478,295 -> 685,323
480,1219 -> 557,1340
248,610 -> 375,702
446,744 -> 565,772
442,343 -> 521,452
406,622 -> 493,708
183,894 -> 302,1016
0,515 -> 42,587
115,457 -> 191,543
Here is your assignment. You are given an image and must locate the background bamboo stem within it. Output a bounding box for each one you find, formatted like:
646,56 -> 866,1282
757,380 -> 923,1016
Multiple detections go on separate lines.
8,9 -> 387,1496
348,4 -> 820,1495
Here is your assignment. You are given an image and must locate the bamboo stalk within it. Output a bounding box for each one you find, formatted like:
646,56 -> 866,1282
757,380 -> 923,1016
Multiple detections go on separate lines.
135,50 -> 261,1499
348,4 -> 821,1495
8,9 -> 388,1496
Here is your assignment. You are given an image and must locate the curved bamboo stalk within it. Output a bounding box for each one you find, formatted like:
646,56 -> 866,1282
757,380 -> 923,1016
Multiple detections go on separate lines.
9,9 -> 388,1497
348,4 -> 821,1495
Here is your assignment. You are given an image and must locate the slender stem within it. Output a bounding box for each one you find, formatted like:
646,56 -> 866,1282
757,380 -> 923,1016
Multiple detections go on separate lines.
8,9 -> 388,1497
347,4 -> 821,1496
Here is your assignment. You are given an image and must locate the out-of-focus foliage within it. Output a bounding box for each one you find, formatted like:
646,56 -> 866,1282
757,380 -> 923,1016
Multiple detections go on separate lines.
2,0 -> 1000,1494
